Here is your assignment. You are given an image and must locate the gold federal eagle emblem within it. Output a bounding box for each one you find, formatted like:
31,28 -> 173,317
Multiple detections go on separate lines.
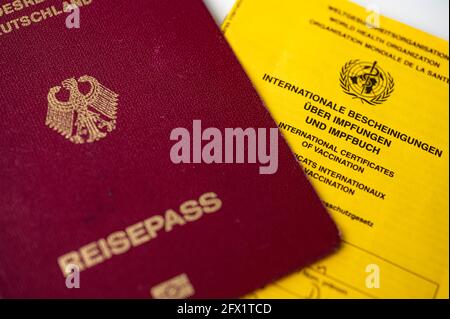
46,76 -> 119,144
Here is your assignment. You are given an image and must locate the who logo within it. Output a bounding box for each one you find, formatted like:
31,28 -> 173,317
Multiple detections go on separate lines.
65,4 -> 80,29
365,4 -> 380,29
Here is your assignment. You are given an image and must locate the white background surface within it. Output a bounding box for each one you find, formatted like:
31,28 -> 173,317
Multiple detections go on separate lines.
203,0 -> 450,41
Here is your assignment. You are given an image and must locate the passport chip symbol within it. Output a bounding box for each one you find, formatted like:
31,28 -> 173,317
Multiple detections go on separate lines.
340,60 -> 394,105
46,75 -> 119,144
151,273 -> 195,299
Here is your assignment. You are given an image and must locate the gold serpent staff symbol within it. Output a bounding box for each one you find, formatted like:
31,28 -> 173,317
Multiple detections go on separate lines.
46,76 -> 119,144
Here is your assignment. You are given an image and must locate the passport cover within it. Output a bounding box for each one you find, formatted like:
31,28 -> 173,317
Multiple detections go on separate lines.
0,0 -> 340,298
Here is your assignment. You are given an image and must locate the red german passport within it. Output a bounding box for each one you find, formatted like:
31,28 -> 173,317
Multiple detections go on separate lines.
0,0 -> 340,298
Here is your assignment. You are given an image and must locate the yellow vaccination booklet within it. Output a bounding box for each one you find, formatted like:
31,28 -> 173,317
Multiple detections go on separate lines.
223,0 -> 449,298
